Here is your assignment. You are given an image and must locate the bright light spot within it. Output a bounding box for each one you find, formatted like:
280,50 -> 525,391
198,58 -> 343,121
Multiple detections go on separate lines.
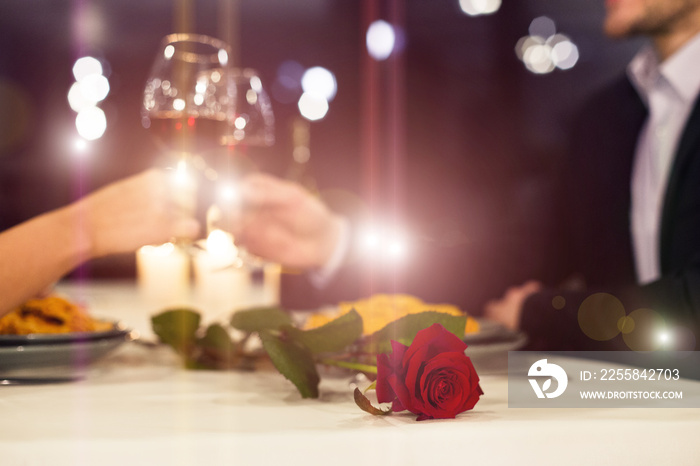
366,20 -> 395,61
246,89 -> 258,105
72,56 -> 102,82
250,76 -> 263,92
206,229 -> 236,256
79,74 -> 110,103
298,92 -> 329,121
459,0 -> 502,16
524,44 -> 555,74
218,49 -> 229,66
362,231 -> 380,250
75,106 -> 107,140
388,239 -> 406,259
234,116 -> 247,129
68,82 -> 92,112
515,36 -> 543,60
218,183 -> 238,202
74,138 -> 88,152
516,21 -> 579,74
658,331 -> 670,344
529,16 -> 556,39
175,159 -> 188,180
211,71 -> 221,83
301,67 -> 337,102
195,80 -> 208,94
193,94 -> 204,105
173,98 -> 186,111
552,40 -> 579,70
164,45 -> 175,59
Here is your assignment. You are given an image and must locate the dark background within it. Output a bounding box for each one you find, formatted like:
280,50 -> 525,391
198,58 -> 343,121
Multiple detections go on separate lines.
0,0 -> 644,308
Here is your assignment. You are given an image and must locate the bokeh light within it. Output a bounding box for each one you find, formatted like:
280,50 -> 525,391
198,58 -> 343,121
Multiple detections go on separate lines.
79,74 -> 110,103
551,295 -> 566,310
298,92 -> 329,121
366,20 -> 396,61
217,49 -> 229,66
622,308 -> 666,352
69,56 -> 110,141
359,225 -> 410,262
577,293 -> 626,341
75,106 -> 107,140
74,138 -> 88,153
458,0 -> 502,16
301,66 -> 337,102
516,17 -> 579,74
273,60 -> 304,104
218,183 -> 239,203
72,56 -> 102,82
529,16 -> 556,38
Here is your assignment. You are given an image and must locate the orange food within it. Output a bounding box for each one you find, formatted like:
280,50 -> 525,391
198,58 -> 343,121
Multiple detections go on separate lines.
305,293 -> 479,336
0,296 -> 112,335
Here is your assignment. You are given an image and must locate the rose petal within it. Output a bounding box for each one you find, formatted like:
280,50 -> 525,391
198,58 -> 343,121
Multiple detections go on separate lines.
404,346 -> 430,413
417,352 -> 481,418
404,324 -> 467,366
376,353 -> 396,403
389,340 -> 408,367
387,373 -> 411,412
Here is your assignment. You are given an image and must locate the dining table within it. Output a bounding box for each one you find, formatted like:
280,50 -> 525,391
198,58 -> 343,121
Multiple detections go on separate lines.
2,279 -> 699,465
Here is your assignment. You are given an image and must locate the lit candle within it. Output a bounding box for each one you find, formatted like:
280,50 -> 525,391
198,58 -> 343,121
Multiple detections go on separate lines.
262,262 -> 282,306
136,242 -> 190,308
193,230 -> 251,320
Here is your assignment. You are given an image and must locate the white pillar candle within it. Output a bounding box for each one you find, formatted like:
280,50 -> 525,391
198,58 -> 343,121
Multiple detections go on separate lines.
136,242 -> 190,308
193,230 -> 251,320
262,262 -> 282,306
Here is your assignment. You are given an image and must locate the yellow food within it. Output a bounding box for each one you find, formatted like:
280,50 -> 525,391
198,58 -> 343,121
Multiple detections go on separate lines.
0,296 -> 112,335
305,293 -> 479,336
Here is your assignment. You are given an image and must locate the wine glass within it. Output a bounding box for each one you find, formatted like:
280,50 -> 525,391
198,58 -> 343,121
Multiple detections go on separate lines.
142,33 -> 236,247
224,68 -> 275,149
208,69 -> 277,282
208,68 -> 275,235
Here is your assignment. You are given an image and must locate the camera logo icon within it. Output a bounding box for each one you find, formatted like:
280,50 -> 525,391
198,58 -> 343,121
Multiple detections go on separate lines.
528,359 -> 568,399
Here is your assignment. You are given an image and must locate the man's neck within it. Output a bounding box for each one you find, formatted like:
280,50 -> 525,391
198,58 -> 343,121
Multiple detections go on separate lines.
652,11 -> 700,61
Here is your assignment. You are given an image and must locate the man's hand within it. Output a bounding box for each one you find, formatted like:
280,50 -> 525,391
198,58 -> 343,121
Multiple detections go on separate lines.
231,173 -> 344,270
484,280 -> 542,330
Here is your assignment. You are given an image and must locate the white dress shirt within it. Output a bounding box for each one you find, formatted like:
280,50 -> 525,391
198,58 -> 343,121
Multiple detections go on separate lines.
628,34 -> 700,284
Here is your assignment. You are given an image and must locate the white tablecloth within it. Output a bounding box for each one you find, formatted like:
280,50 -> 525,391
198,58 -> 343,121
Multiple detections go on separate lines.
2,281 -> 699,465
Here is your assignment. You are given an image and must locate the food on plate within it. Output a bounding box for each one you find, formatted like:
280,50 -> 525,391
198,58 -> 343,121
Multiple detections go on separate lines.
305,293 -> 479,336
0,295 -> 112,335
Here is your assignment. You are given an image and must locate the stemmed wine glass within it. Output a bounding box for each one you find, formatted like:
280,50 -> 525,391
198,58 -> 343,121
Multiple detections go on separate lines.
142,33 -> 236,228
207,67 -> 275,239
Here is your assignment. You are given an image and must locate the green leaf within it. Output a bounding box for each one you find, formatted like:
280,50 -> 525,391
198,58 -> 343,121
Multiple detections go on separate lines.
259,330 -> 320,399
353,388 -> 392,416
151,309 -> 201,356
194,324 -> 239,370
230,306 -> 292,332
286,309 -> 363,354
198,323 -> 234,353
360,311 -> 467,355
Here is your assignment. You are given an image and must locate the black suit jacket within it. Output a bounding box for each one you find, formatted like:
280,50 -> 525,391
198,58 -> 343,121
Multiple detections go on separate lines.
520,76 -> 700,350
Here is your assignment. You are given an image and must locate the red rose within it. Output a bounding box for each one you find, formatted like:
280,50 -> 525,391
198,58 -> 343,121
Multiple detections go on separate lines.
375,323 -> 483,421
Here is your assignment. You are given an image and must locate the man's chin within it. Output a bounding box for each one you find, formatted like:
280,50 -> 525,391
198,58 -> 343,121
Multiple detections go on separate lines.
603,19 -> 632,39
